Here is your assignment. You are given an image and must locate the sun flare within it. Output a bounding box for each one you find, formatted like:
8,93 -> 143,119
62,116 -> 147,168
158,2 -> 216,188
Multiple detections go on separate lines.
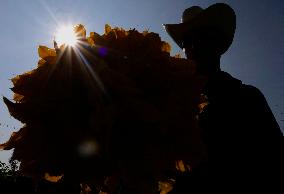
55,25 -> 78,46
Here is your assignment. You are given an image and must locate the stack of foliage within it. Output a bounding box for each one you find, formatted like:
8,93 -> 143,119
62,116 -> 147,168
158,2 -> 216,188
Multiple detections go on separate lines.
0,24 -> 207,194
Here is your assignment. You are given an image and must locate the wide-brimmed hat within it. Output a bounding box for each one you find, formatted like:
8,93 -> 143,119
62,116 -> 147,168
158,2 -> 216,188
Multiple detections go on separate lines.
163,3 -> 236,54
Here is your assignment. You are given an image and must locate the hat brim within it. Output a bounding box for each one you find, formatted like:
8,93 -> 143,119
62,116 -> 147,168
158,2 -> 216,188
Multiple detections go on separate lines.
164,3 -> 236,54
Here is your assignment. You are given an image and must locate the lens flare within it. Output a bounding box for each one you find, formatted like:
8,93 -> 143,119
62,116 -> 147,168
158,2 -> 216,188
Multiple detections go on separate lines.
55,25 -> 78,46
78,139 -> 99,157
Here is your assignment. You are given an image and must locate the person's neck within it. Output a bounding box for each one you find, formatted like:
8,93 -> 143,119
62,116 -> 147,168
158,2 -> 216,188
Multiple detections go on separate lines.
196,56 -> 221,77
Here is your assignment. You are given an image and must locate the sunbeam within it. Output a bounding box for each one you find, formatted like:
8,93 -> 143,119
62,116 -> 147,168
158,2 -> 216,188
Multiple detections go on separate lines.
73,45 -> 107,95
39,0 -> 59,25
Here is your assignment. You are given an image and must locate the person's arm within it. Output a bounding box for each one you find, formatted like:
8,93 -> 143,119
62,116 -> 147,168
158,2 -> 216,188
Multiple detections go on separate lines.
243,85 -> 283,139
242,85 -> 284,179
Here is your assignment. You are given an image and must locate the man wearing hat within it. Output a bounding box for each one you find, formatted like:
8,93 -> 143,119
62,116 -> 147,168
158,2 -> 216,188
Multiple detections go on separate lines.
164,3 -> 283,191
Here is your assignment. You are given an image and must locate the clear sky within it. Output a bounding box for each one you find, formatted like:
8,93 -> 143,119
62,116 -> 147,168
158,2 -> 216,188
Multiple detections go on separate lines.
0,0 -> 283,163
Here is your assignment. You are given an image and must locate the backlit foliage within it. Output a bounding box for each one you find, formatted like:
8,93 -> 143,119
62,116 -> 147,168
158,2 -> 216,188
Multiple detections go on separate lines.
1,24 -> 206,193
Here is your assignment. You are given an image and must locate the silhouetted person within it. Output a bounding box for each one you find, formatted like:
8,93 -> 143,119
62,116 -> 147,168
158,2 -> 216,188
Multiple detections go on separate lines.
164,3 -> 284,192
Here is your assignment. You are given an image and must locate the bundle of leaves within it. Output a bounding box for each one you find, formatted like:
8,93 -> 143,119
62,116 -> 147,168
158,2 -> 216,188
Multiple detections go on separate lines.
1,24 -> 207,193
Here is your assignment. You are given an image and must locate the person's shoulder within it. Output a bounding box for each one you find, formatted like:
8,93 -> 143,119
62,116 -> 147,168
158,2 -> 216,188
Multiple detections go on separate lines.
221,71 -> 266,100
241,84 -> 266,100
239,84 -> 272,111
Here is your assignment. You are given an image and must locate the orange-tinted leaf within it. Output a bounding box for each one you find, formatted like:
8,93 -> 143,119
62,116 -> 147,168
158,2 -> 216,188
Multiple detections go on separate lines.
74,24 -> 86,38
11,75 -> 20,85
105,24 -> 112,35
38,46 -> 56,60
37,59 -> 46,67
161,42 -> 171,53
13,93 -> 24,102
87,37 -> 95,45
44,56 -> 57,65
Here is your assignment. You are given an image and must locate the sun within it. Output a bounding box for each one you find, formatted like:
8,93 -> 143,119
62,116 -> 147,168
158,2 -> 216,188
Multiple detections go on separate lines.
55,25 -> 78,46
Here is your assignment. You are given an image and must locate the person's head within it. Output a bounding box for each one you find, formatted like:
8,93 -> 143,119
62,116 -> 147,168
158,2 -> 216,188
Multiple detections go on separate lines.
164,3 -> 236,75
182,26 -> 225,74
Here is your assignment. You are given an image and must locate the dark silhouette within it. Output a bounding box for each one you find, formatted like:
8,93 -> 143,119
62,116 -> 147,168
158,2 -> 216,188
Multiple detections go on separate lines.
165,3 -> 284,192
1,5 -> 283,193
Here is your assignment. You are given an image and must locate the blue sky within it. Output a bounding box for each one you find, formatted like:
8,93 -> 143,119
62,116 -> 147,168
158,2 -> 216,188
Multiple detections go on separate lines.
0,0 -> 283,163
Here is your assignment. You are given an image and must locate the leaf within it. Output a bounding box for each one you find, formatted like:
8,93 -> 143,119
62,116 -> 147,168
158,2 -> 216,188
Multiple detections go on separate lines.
13,93 -> 24,102
87,37 -> 95,45
105,24 -> 112,35
161,42 -> 171,53
11,75 -> 20,85
37,58 -> 46,67
74,24 -> 86,38
38,46 -> 56,60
